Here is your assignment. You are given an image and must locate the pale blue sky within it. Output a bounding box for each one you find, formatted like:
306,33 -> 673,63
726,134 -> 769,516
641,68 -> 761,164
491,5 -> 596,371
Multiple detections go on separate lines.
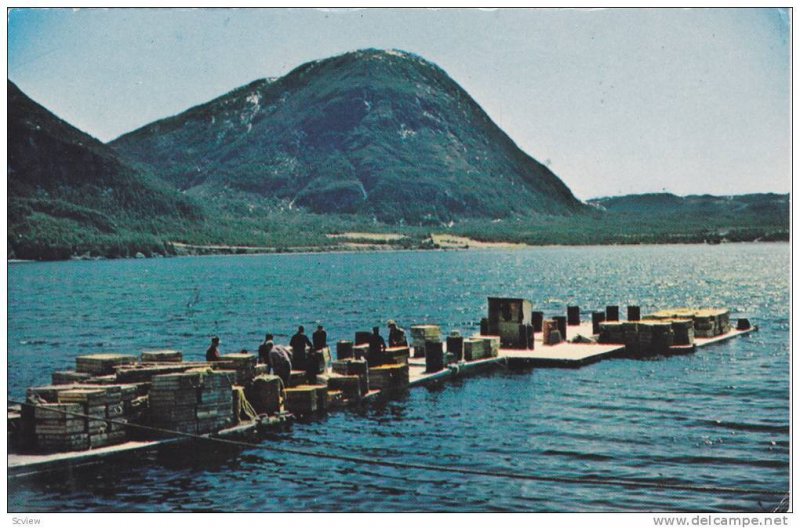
8,8 -> 790,199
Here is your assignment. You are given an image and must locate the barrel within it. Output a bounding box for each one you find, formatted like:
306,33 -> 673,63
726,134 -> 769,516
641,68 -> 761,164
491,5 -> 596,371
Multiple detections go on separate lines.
567,306 -> 580,326
446,336 -> 464,361
336,340 -> 354,360
553,316 -> 567,341
627,305 -> 641,321
736,318 -> 751,331
519,324 -> 534,350
425,341 -> 444,373
606,305 -> 620,322
591,312 -> 606,334
354,331 -> 372,345
531,311 -> 544,333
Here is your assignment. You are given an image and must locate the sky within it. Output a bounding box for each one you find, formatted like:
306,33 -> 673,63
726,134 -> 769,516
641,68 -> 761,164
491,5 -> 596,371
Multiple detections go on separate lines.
7,7 -> 791,199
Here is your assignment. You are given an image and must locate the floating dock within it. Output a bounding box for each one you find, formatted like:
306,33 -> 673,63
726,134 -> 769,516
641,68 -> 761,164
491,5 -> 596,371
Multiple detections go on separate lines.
8,300 -> 758,478
7,414 -> 292,478
406,321 -> 757,383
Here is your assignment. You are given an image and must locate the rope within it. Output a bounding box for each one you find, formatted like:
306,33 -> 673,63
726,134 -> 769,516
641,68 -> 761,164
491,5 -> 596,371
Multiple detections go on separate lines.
9,399 -> 788,498
232,386 -> 258,422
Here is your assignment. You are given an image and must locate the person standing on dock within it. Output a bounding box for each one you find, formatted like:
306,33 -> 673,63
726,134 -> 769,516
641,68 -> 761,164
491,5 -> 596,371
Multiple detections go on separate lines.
266,341 -> 292,386
206,336 -> 222,362
313,325 -> 327,350
258,333 -> 274,364
290,325 -> 314,370
368,326 -> 387,366
387,320 -> 408,347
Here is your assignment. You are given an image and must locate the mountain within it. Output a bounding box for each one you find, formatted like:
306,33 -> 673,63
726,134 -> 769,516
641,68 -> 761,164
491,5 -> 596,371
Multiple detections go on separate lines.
8,81 -> 203,260
111,49 -> 585,223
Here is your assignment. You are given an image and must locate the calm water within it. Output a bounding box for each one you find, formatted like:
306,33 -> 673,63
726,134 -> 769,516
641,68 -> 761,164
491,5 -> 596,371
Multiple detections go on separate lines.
7,244 -> 790,512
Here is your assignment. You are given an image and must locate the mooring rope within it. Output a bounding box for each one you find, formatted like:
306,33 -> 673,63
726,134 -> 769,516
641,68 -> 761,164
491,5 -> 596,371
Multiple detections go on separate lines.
8,399 -> 788,500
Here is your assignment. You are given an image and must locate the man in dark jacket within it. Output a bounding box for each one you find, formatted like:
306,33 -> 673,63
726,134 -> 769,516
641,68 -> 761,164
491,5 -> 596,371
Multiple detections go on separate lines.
312,325 -> 327,350
368,326 -> 386,366
290,326 -> 314,371
388,320 -> 408,347
206,336 -> 222,362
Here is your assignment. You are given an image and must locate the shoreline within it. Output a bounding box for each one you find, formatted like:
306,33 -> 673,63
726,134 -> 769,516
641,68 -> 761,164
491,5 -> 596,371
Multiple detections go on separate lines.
7,239 -> 789,264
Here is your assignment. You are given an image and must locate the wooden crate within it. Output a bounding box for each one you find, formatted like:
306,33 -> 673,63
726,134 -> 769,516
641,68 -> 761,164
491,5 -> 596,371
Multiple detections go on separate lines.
284,386 -> 318,415
463,339 -> 484,361
141,350 -> 183,363
368,364 -> 409,394
51,371 -> 92,385
383,346 -> 410,365
245,375 -> 283,415
327,374 -> 362,400
75,354 -> 137,375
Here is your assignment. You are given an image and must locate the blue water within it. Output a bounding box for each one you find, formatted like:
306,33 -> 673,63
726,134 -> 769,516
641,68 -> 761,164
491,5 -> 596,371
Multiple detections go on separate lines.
7,244 -> 790,512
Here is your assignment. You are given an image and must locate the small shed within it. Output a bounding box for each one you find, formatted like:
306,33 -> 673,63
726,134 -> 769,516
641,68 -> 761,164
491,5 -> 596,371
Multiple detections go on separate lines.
487,297 -> 533,349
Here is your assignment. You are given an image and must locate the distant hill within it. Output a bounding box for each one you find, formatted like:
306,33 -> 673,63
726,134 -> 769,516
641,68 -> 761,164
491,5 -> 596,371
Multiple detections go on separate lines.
111,49 -> 586,223
8,81 -> 203,260
588,193 -> 789,224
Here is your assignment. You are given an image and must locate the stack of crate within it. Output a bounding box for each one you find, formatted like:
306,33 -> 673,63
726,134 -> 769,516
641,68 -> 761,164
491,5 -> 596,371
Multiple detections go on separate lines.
463,338 -> 485,361
51,371 -> 92,385
215,353 -> 257,385
149,371 -> 203,434
245,375 -> 283,416
410,325 -> 441,357
647,308 -> 731,338
332,359 -> 369,395
368,364 -> 409,395
195,371 -> 233,434
383,346 -> 410,365
58,387 -> 123,448
472,335 -> 500,358
287,371 -> 308,387
670,319 -> 695,345
622,322 -> 640,355
327,374 -> 363,400
648,321 -> 675,352
115,362 -> 208,384
34,403 -> 88,452
598,321 -> 625,344
693,310 -> 731,338
284,385 -> 318,415
149,370 -> 233,436
76,354 -> 137,376
141,350 -> 183,363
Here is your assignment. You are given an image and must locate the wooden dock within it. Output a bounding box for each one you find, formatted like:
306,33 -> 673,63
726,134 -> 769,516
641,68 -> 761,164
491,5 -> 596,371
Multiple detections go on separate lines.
9,323 -> 757,476
409,322 -> 759,379
8,414 -> 291,478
